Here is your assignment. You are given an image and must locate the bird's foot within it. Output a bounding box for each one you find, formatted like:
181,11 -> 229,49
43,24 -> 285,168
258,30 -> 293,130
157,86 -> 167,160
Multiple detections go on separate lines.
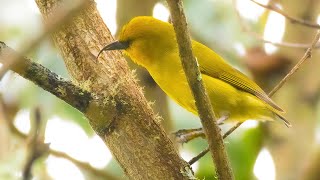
173,116 -> 227,144
173,127 -> 205,144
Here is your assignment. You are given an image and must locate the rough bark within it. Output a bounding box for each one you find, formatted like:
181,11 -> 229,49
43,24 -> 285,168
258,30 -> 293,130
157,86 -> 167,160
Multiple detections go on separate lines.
34,0 -> 191,179
116,0 -> 173,132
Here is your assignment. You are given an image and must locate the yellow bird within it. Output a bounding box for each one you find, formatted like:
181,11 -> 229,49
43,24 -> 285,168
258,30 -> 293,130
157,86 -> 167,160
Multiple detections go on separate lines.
98,16 -> 290,127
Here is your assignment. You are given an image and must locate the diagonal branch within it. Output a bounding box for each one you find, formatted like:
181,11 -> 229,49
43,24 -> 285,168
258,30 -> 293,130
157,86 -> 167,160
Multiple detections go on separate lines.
0,41 -> 115,131
268,31 -> 320,96
188,123 -> 241,165
0,42 -> 92,111
166,0 -> 234,179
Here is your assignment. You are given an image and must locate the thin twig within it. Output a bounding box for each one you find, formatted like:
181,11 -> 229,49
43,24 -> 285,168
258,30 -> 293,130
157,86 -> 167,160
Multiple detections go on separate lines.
222,122 -> 243,139
0,0 -> 89,77
189,30 -> 320,165
269,31 -> 320,96
232,0 -> 320,49
189,148 -> 209,165
188,122 -> 242,165
249,0 -> 320,29
23,107 -> 48,180
166,0 -> 234,179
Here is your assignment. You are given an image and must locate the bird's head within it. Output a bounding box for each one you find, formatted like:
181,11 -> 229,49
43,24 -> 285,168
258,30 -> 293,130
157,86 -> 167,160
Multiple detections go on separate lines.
98,16 -> 177,67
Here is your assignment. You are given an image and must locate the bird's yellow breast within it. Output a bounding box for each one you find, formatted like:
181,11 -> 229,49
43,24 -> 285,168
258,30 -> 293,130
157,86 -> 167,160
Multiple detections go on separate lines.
140,51 -> 273,122
118,16 -> 286,124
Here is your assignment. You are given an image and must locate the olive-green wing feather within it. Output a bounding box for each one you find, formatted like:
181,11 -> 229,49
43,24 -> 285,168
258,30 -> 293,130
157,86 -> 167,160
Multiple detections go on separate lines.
193,41 -> 284,112
218,69 -> 284,112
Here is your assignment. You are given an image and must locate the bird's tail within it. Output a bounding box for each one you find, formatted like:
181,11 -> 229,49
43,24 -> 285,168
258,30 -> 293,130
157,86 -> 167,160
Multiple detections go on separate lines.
275,113 -> 291,128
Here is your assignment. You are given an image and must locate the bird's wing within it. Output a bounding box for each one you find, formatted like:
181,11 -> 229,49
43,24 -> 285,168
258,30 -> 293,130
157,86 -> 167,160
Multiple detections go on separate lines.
218,69 -> 284,112
193,42 -> 284,112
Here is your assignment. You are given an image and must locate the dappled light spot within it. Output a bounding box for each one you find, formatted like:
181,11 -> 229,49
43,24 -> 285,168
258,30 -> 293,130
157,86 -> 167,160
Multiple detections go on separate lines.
236,0 -> 269,21
180,149 -> 199,172
14,109 -> 31,134
153,3 -> 170,22
234,42 -> 246,57
263,11 -> 285,54
46,156 -> 85,180
254,148 -> 275,180
96,0 -> 117,35
241,120 -> 259,129
45,117 -> 112,169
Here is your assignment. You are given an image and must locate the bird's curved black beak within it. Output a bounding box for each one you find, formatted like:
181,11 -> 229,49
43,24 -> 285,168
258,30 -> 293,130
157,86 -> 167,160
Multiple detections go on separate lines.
97,41 -> 129,59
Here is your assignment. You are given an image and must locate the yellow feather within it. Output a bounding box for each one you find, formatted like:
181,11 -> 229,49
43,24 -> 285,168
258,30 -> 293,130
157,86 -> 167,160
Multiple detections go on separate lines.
115,16 -> 290,126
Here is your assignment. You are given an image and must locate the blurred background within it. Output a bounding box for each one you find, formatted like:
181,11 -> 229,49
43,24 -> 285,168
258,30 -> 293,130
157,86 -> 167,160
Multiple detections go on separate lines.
1,0 -> 320,179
